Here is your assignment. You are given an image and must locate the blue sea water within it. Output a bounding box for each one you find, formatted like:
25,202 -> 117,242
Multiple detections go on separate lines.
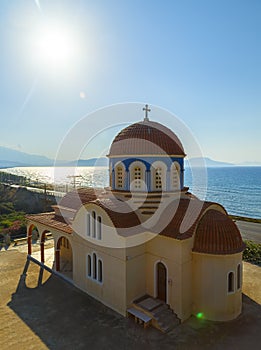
184,167 -> 261,219
1,166 -> 261,219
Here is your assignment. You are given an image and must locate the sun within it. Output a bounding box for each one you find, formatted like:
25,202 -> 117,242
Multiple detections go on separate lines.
33,21 -> 78,69
38,28 -> 71,63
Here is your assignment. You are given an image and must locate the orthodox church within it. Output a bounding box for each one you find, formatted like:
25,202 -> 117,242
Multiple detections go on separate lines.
27,106 -> 245,330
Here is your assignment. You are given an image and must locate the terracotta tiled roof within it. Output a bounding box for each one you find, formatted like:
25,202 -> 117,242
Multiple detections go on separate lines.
108,120 -> 186,156
27,188 -> 245,255
93,196 -> 221,239
92,198 -> 141,230
58,187 -> 105,211
156,198 -> 216,240
26,213 -> 73,234
193,210 -> 245,255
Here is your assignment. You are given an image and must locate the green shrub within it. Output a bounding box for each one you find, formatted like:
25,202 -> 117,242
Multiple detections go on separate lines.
0,211 -> 26,230
0,219 -> 13,228
0,203 -> 14,215
243,240 -> 261,266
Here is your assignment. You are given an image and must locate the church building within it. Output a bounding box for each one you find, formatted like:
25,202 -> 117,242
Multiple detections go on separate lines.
27,106 -> 245,331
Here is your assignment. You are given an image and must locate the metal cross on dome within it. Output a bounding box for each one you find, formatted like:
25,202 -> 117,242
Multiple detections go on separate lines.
143,104 -> 151,121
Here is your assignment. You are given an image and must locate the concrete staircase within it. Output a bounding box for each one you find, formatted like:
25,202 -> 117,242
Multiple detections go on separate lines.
124,193 -> 170,215
131,295 -> 180,333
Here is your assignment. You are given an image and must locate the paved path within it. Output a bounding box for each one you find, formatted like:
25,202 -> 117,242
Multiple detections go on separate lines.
235,220 -> 261,243
0,250 -> 261,350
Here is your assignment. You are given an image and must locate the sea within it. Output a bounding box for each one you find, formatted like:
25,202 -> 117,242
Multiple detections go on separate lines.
1,166 -> 261,219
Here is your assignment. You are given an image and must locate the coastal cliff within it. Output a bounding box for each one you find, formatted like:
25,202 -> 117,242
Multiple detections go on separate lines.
0,184 -> 56,214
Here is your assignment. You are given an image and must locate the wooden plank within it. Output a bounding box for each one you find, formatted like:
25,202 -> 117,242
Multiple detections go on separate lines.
127,307 -> 152,323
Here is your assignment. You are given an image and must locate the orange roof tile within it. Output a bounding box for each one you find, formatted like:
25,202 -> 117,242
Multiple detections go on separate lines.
193,210 -> 245,255
58,187 -> 105,211
26,213 -> 73,234
92,198 -> 141,230
156,198 -> 215,239
108,121 -> 185,156
26,188 -> 245,255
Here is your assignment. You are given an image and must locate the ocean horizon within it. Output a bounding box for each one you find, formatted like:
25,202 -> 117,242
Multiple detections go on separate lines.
1,165 -> 261,220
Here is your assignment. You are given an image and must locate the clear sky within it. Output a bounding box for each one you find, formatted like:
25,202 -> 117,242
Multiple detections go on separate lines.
0,0 -> 260,163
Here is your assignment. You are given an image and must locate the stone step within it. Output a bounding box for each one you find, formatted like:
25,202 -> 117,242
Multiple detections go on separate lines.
156,309 -> 180,333
139,206 -> 158,210
151,303 -> 169,317
136,297 -> 163,311
132,295 -> 180,333
124,194 -> 169,199
133,200 -> 161,204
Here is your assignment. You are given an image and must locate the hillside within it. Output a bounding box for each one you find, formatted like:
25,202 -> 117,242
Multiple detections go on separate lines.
1,145 -> 240,169
0,146 -> 53,167
185,157 -> 234,167
0,184 -> 55,214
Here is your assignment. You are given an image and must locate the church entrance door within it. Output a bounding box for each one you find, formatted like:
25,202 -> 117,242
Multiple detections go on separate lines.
157,262 -> 167,302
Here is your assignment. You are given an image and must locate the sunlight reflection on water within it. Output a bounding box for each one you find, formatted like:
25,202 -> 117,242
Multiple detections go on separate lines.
1,166 -> 261,219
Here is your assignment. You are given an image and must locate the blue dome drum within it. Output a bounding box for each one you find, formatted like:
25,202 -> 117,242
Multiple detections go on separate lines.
108,107 -> 186,192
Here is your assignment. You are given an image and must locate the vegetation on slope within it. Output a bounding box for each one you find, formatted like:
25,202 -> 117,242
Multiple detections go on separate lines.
0,184 -> 55,244
243,240 -> 261,266
229,215 -> 261,224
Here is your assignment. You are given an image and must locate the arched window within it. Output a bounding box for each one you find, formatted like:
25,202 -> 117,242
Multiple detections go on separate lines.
92,211 -> 96,238
87,252 -> 103,283
87,254 -> 92,277
130,162 -> 146,191
97,216 -> 102,240
87,213 -> 90,236
228,271 -> 234,293
155,167 -> 162,190
134,166 -> 142,189
93,253 -> 97,280
116,165 -> 123,189
237,264 -> 241,290
98,259 -> 103,283
172,162 -> 180,190
151,162 -> 167,191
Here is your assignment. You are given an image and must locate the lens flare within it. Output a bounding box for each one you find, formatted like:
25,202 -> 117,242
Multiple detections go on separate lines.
34,0 -> 42,12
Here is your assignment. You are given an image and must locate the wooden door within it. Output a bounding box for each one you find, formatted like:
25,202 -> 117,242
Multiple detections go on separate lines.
157,262 -> 167,302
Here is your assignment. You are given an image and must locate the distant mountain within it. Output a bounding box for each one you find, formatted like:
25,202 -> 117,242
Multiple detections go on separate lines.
185,157 -> 234,168
0,160 -> 28,169
0,146 -> 53,167
63,158 -> 109,167
0,146 -> 242,169
68,157 -> 233,168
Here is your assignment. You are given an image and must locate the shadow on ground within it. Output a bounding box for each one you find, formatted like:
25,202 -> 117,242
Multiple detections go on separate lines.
7,259 -> 261,350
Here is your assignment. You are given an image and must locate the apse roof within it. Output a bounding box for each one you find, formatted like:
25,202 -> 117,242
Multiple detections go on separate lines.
193,209 -> 245,255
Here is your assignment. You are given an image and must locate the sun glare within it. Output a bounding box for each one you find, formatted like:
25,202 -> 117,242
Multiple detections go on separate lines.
39,28 -> 71,61
32,22 -> 78,69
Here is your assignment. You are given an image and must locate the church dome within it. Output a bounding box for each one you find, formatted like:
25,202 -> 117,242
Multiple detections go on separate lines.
108,120 -> 185,157
193,210 -> 245,255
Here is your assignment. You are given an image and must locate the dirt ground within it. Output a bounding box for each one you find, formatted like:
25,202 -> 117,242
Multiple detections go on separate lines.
0,249 -> 260,350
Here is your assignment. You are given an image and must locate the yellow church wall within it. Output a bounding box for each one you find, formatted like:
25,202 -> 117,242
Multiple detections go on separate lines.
72,232 -> 127,316
72,203 -> 128,251
179,257 -> 193,321
126,245 -> 147,307
192,252 -> 242,321
146,235 -> 182,264
28,203 -> 243,324
145,235 -> 194,321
